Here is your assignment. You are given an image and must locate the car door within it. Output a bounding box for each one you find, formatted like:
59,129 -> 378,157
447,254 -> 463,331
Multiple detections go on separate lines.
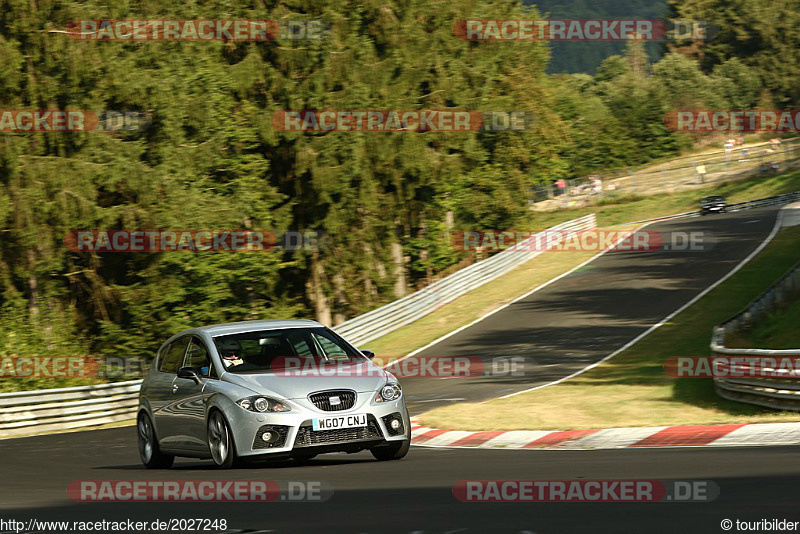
151,336 -> 190,451
170,336 -> 212,452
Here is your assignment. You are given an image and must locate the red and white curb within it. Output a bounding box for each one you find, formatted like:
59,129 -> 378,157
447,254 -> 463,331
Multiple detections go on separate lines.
409,420 -> 800,449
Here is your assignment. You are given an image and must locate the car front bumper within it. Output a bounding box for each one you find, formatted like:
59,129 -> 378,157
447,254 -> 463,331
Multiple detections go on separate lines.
220,396 -> 410,458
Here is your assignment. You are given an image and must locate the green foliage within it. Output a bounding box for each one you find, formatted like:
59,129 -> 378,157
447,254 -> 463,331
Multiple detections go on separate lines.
525,0 -> 669,74
668,0 -> 800,107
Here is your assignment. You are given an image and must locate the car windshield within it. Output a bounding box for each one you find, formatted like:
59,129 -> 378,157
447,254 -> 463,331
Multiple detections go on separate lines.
704,196 -> 723,202
212,327 -> 365,374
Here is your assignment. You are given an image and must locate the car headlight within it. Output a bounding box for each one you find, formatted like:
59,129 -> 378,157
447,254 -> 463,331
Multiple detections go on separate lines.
374,382 -> 402,402
237,396 -> 291,413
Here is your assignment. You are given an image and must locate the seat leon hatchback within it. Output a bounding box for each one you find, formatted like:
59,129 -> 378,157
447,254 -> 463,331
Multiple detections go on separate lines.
137,320 -> 410,468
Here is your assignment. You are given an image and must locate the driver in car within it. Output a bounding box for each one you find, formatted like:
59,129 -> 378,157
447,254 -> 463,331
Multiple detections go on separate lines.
217,339 -> 244,368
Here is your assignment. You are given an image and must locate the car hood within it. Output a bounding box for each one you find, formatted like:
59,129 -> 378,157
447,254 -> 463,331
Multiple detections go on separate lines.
221,360 -> 390,399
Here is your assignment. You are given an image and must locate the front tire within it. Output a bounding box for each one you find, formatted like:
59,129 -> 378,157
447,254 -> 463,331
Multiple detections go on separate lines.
370,424 -> 411,461
293,453 -> 317,465
137,412 -> 174,469
208,410 -> 238,469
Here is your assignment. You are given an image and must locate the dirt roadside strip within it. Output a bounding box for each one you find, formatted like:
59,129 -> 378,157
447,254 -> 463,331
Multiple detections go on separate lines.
409,419 -> 800,450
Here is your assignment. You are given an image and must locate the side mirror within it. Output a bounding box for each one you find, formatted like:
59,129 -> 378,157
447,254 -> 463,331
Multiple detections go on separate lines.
177,366 -> 202,384
361,350 -> 375,360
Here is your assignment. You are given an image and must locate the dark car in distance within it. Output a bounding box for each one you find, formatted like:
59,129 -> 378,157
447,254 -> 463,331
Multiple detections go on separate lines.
701,195 -> 727,215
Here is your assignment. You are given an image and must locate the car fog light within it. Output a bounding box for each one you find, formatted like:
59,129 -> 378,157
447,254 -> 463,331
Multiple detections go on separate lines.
390,419 -> 401,430
262,431 -> 274,442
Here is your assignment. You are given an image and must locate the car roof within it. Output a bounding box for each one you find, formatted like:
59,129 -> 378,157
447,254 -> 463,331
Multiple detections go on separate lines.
188,319 -> 324,337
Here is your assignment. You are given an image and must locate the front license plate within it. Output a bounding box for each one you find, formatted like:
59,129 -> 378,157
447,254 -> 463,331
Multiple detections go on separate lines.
312,413 -> 367,431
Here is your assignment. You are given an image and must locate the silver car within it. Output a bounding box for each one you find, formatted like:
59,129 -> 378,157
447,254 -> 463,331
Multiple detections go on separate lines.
137,320 -> 410,468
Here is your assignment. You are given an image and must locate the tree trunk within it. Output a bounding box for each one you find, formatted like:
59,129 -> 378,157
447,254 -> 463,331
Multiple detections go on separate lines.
391,241 -> 406,298
306,254 -> 332,326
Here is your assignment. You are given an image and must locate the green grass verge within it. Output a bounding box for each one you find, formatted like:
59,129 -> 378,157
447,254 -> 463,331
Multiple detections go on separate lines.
420,225 -> 800,431
728,293 -> 800,350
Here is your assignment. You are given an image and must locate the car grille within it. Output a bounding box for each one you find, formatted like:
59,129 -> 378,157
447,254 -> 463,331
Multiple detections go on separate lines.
252,425 -> 289,450
308,389 -> 356,411
293,415 -> 382,448
381,413 -> 405,436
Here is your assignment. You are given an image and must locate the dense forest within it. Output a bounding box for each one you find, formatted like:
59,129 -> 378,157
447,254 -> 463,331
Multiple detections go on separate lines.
0,0 -> 796,369
526,0 -> 669,73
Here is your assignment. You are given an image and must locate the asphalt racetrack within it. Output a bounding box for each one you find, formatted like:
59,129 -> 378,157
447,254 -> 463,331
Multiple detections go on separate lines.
400,206 -> 781,412
2,431 -> 800,534
2,206 -> 796,534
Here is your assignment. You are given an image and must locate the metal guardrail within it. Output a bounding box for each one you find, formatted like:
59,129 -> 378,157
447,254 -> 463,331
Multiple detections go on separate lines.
711,204 -> 800,410
724,191 -> 800,214
333,213 -> 597,346
0,380 -> 141,438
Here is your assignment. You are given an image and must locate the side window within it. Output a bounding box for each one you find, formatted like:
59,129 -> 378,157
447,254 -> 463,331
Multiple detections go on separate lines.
312,332 -> 349,361
184,337 -> 211,377
159,337 -> 189,374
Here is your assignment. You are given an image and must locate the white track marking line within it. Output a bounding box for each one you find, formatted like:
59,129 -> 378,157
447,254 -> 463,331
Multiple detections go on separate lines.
383,218 -> 679,371
500,207 -> 786,399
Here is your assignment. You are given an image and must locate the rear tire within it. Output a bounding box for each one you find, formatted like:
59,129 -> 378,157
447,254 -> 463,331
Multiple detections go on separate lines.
137,412 -> 174,469
208,410 -> 238,469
